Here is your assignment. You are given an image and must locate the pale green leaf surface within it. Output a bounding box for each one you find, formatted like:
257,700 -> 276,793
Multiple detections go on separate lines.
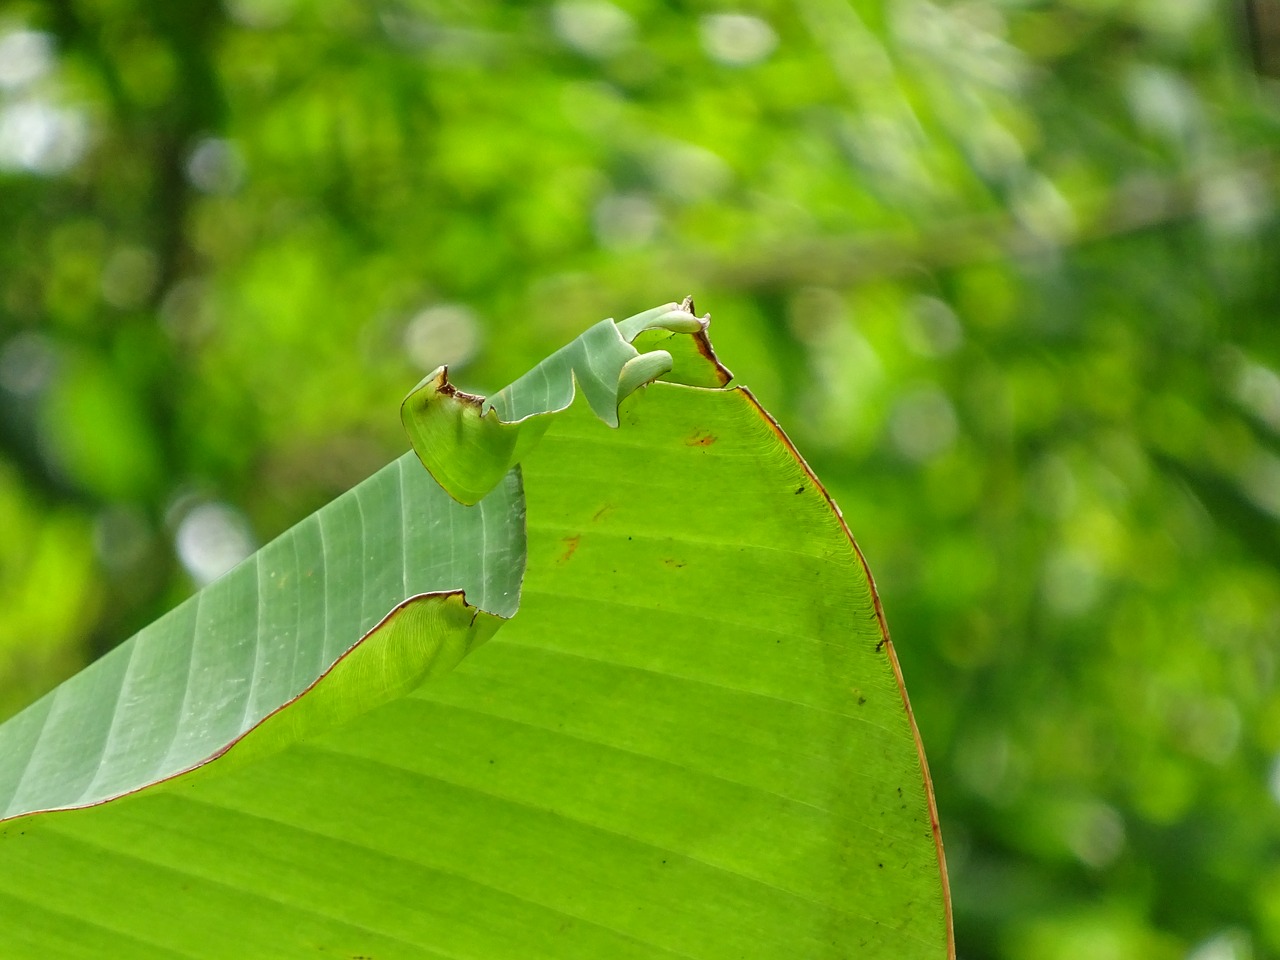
0,457 -> 523,820
0,309 -> 950,959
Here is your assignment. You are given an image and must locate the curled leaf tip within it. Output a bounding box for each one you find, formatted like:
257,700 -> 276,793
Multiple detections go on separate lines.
401,301 -> 729,504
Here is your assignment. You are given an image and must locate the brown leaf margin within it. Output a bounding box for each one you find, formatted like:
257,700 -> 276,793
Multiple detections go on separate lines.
738,385 -> 956,960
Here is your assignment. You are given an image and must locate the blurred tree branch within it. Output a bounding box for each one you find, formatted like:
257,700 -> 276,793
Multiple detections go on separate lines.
1245,0 -> 1280,77
696,152 -> 1279,291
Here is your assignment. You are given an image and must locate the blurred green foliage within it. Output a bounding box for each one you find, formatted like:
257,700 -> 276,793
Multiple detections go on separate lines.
1,1 -> 1278,957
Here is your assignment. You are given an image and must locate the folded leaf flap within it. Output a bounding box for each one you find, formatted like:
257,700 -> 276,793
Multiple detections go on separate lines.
191,591 -> 504,777
0,457 -> 524,822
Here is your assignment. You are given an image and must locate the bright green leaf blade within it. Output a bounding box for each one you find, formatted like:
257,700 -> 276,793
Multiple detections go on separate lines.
0,455 -> 524,820
402,382 -> 952,957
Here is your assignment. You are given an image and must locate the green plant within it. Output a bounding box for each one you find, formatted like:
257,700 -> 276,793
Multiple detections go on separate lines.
0,301 -> 951,958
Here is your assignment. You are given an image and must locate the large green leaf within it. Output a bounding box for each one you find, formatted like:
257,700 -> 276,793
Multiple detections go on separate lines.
0,303 -> 951,958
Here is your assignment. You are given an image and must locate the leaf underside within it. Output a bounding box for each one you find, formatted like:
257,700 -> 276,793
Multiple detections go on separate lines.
0,305 -> 950,959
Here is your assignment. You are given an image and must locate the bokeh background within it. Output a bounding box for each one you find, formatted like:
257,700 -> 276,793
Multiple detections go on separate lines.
2,0 -> 1279,957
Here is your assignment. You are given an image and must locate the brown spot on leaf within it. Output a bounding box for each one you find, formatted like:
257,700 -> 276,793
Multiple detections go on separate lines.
558,535 -> 581,564
662,558 -> 686,568
591,504 -> 613,523
697,340 -> 732,382
431,370 -> 484,407
685,431 -> 717,447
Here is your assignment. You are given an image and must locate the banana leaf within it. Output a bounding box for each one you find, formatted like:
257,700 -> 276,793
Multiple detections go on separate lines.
0,300 -> 952,959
